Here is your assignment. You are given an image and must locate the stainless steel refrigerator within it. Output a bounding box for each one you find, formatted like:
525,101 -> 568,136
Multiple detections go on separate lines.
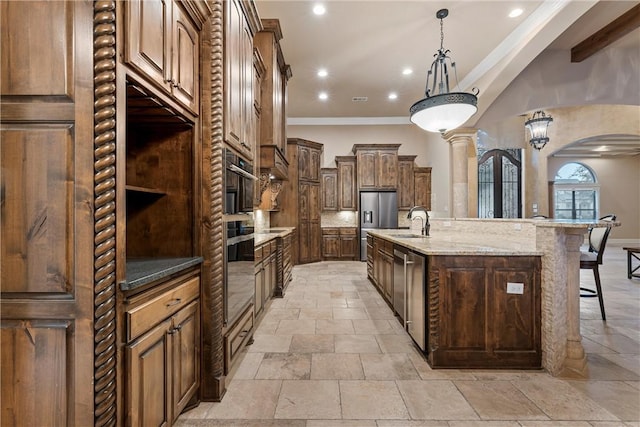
360,191 -> 398,261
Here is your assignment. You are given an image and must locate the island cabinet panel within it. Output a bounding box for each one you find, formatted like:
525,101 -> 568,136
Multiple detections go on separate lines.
428,255 -> 541,369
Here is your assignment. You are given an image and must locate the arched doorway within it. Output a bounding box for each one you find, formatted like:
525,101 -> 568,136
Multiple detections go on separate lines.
477,148 -> 522,218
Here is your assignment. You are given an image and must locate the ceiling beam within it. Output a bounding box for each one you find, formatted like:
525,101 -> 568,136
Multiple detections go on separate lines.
571,3 -> 640,62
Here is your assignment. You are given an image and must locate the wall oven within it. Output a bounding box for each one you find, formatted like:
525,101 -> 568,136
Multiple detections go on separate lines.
224,148 -> 256,215
224,218 -> 255,326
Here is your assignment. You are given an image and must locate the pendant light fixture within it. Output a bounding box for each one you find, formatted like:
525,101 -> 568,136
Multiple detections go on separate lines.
525,110 -> 553,150
410,9 -> 479,134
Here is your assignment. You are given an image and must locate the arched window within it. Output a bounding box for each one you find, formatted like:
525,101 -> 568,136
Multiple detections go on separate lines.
553,162 -> 599,220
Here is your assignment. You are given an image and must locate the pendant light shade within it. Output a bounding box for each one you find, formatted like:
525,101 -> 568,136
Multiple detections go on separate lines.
525,110 -> 553,150
410,9 -> 479,134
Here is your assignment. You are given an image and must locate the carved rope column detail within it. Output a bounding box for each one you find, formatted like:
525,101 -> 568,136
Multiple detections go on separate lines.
93,1 -> 118,425
208,0 -> 226,397
428,264 -> 440,353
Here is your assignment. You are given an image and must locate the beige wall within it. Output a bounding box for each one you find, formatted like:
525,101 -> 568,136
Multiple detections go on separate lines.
287,124 -> 452,217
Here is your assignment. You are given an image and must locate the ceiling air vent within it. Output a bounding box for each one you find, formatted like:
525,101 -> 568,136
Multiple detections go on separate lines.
352,96 -> 368,102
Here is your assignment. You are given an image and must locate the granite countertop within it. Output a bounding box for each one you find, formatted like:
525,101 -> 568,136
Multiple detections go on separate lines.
123,257 -> 203,291
254,227 -> 294,245
368,229 -> 542,256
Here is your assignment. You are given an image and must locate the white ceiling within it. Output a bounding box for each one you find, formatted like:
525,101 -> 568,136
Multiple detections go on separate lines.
254,0 -> 640,156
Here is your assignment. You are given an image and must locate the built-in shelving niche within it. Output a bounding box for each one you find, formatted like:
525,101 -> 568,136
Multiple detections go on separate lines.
125,81 -> 195,258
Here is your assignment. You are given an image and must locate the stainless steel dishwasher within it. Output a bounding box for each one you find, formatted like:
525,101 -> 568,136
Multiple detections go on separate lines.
393,246 -> 426,351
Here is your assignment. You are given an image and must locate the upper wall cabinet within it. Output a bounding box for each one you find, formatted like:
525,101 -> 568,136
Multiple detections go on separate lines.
224,0 -> 262,160
125,0 -> 200,115
255,19 -> 292,178
414,167 -> 432,210
336,156 -> 357,211
352,144 -> 400,190
398,155 -> 417,209
321,168 -> 338,211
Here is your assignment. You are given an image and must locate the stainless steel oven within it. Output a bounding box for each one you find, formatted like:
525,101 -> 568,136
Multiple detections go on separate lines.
224,218 -> 255,326
224,148 -> 257,215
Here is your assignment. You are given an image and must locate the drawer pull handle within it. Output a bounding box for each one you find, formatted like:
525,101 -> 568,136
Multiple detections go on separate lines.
166,298 -> 182,307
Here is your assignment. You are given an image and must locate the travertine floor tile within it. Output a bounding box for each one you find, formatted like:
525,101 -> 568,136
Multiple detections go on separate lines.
360,353 -> 420,380
204,380 -> 282,419
299,308 -> 334,320
231,352 -> 264,379
310,353 -> 364,380
333,308 -> 370,319
335,334 -> 381,353
275,319 -> 317,335
454,380 -> 548,420
175,420 -> 305,427
567,380 -> 640,421
262,308 -> 300,321
513,376 -> 618,420
274,380 -> 341,419
290,334 -> 334,353
254,353 -> 311,380
352,319 -> 397,335
306,420 -> 376,427
246,334 -> 292,353
375,333 -> 415,353
340,380 -> 409,419
375,421 -> 449,427
395,380 -> 479,420
316,319 -> 355,335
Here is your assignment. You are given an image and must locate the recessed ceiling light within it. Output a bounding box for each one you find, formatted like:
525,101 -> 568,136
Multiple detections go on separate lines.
313,4 -> 326,15
402,68 -> 413,76
318,92 -> 328,101
388,93 -> 398,100
317,69 -> 328,78
509,8 -> 523,18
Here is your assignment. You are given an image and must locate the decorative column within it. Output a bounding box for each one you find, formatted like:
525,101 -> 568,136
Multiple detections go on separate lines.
443,128 -> 476,218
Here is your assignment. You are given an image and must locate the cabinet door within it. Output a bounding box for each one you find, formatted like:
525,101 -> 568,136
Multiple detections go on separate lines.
241,24 -> 254,157
125,0 -> 172,93
377,151 -> 398,189
321,169 -> 338,211
397,160 -> 415,209
298,221 -> 311,263
310,149 -> 321,182
322,229 -> 340,258
310,221 -> 322,261
298,146 -> 312,180
171,1 -> 199,114
414,168 -> 432,210
254,263 -> 264,316
309,183 -> 321,222
127,319 -> 172,427
337,159 -> 357,210
357,151 -> 377,189
172,300 -> 200,420
340,235 -> 358,260
299,182 -> 310,221
223,0 -> 244,150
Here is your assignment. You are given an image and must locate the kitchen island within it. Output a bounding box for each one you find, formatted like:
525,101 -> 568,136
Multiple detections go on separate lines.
368,229 -> 542,369
368,217 -> 619,377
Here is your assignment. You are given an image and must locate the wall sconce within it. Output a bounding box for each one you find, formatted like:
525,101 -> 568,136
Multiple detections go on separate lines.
525,110 -> 553,150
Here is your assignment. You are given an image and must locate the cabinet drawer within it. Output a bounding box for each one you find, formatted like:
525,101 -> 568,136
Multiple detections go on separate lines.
255,245 -> 263,263
340,228 -> 357,236
322,227 -> 339,236
224,305 -> 254,374
126,276 -> 200,342
270,240 -> 277,253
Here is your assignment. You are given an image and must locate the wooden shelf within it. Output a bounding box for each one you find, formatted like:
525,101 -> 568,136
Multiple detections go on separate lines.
126,185 -> 167,196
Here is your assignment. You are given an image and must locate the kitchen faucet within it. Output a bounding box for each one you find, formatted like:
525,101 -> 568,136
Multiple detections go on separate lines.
407,206 -> 430,236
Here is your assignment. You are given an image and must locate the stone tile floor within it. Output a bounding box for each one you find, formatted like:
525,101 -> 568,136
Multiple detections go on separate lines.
177,244 -> 640,427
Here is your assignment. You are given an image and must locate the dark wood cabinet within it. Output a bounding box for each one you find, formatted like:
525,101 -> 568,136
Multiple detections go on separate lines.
321,228 -> 341,258
414,167 -> 432,210
272,139 -> 323,265
352,144 -> 400,190
125,273 -> 201,426
398,155 -> 417,209
224,0 -> 260,159
428,255 -> 541,369
125,0 -> 200,114
321,227 -> 358,260
321,168 -> 338,211
255,19 -> 291,177
336,156 -> 357,210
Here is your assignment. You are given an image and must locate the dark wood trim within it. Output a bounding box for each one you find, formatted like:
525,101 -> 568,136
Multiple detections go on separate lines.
200,0 -> 227,402
571,3 -> 640,62
93,1 -> 118,425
